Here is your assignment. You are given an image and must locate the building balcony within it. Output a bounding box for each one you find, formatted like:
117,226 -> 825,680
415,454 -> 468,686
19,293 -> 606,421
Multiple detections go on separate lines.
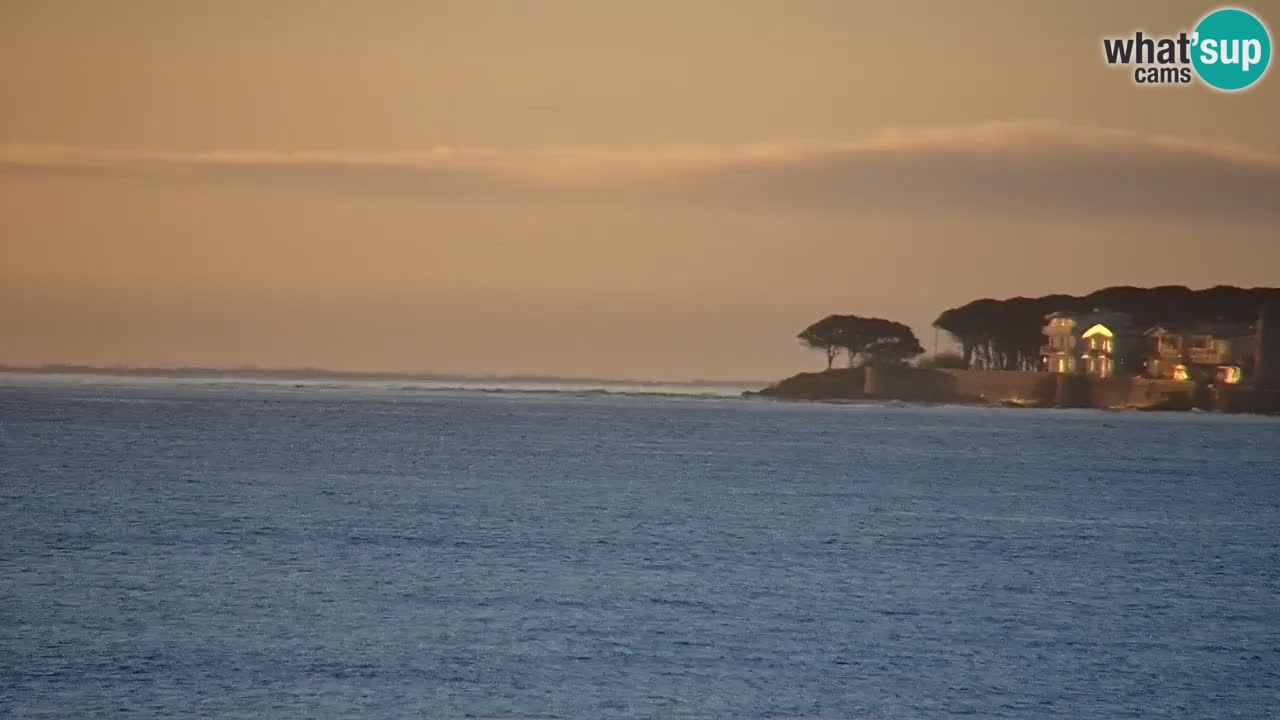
1187,347 -> 1224,365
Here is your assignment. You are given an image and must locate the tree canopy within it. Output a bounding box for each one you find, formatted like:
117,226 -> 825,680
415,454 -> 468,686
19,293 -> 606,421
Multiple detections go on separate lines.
932,285 -> 1280,370
799,315 -> 925,369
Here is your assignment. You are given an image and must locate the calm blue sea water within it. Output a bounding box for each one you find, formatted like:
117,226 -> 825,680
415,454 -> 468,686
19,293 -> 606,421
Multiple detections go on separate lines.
2,376 -> 1279,719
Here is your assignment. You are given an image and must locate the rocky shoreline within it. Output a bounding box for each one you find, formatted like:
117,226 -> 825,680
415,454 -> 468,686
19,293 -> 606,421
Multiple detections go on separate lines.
747,366 -> 1280,414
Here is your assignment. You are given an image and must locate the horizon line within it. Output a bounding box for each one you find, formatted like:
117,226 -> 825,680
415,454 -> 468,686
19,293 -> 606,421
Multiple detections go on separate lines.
0,363 -> 768,388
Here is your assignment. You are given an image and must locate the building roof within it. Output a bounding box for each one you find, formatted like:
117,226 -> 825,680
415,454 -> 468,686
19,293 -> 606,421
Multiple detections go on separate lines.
1144,321 -> 1254,338
1043,309 -> 1133,324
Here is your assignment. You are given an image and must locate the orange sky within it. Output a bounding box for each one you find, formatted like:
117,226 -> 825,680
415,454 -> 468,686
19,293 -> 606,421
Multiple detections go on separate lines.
2,1 -> 1278,380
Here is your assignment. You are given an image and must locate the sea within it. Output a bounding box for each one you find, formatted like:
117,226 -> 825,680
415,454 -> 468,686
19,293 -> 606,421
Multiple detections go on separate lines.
2,373 -> 1278,719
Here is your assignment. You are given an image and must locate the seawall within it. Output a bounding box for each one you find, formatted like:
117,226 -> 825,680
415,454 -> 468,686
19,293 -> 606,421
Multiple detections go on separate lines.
753,366 -> 1278,413
863,368 -> 1057,405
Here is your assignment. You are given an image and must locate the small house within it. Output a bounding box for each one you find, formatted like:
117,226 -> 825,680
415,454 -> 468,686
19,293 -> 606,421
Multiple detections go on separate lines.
1143,322 -> 1255,382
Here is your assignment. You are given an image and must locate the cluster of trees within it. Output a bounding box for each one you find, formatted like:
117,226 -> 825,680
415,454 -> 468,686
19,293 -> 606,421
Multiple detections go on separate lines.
797,286 -> 1280,373
932,285 -> 1280,370
798,315 -> 924,369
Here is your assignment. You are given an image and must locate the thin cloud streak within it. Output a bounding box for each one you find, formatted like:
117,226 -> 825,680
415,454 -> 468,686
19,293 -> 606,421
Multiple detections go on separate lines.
3,121 -> 1278,221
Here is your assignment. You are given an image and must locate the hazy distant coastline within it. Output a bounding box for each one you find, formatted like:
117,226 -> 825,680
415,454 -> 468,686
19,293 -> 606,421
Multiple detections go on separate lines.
0,364 -> 763,390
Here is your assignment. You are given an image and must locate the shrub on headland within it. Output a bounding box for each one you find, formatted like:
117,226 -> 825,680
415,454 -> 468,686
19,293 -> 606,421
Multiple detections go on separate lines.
917,352 -> 967,370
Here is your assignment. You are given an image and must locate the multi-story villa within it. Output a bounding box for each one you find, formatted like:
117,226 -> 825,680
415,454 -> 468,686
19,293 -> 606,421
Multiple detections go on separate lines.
1041,311 -> 1135,378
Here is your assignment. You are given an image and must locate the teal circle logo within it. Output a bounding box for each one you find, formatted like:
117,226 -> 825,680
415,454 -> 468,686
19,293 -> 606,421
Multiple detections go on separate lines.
1192,8 -> 1271,91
